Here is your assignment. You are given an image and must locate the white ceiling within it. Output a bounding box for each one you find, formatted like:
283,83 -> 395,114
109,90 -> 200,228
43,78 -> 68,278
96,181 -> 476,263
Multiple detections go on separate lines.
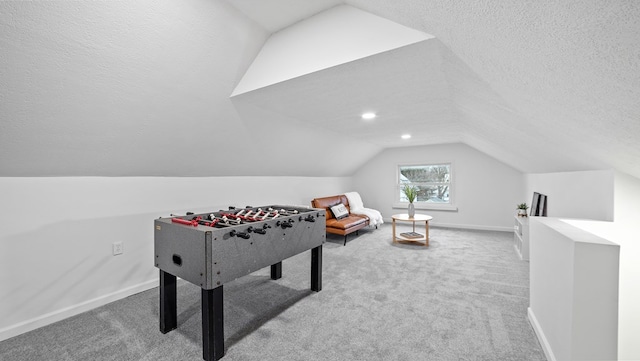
231,38 -> 460,148
228,1 -> 640,175
1,1 -> 639,178
225,0 -> 342,33
230,5 -> 433,96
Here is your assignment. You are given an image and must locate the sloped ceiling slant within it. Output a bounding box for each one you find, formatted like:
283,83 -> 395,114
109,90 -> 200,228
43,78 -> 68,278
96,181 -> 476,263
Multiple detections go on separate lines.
231,5 -> 434,97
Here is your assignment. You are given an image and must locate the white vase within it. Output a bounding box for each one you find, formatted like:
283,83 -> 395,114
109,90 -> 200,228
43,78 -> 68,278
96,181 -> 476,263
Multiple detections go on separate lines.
408,203 -> 415,218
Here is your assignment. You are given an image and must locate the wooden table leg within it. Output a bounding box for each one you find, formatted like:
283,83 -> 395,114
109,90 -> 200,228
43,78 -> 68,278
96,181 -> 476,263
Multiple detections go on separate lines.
392,218 -> 397,243
425,220 -> 429,247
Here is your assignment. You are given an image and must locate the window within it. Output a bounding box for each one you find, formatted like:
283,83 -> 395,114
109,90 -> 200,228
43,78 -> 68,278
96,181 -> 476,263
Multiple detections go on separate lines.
397,164 -> 452,205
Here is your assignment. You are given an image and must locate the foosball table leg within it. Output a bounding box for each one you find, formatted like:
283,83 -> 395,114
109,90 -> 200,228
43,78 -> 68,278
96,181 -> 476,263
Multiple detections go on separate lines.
311,245 -> 322,292
159,270 -> 177,333
202,286 -> 224,361
270,262 -> 282,280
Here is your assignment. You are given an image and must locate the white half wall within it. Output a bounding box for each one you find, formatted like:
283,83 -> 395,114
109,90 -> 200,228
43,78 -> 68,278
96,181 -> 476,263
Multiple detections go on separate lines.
524,170 -> 614,221
561,172 -> 640,360
613,172 -> 640,360
528,217 -> 619,361
351,143 -> 524,231
0,176 -> 352,341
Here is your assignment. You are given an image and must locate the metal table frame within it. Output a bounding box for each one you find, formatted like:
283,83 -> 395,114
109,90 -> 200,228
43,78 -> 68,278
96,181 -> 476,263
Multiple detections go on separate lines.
159,246 -> 322,361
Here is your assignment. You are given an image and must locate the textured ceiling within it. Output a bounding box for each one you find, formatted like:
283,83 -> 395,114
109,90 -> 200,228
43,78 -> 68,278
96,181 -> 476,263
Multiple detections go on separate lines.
229,0 -> 640,176
225,0 -> 342,33
1,1 -> 639,178
232,38 -> 461,148
231,5 -> 433,96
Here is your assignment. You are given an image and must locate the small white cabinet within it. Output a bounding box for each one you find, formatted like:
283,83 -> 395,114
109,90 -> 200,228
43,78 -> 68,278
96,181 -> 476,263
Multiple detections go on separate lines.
514,216 -> 529,260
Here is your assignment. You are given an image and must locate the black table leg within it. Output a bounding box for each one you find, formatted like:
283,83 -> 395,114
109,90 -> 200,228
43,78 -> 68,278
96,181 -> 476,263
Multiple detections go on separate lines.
270,262 -> 282,280
311,245 -> 322,292
159,270 -> 177,333
202,286 -> 224,361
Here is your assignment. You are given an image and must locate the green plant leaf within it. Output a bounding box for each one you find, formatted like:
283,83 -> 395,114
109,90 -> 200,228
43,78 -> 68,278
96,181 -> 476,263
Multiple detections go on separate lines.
402,184 -> 418,203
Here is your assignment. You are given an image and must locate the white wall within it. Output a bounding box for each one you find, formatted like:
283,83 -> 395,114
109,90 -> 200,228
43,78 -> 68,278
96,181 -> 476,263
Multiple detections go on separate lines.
528,218 -> 619,361
561,172 -> 640,360
0,176 -> 352,341
0,1 -> 380,178
614,172 -> 640,360
524,169 -> 640,358
524,170 -> 614,221
352,143 -> 524,231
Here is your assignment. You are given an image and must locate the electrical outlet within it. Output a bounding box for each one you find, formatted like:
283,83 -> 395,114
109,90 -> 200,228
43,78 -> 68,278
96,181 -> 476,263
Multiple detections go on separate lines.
112,242 -> 124,256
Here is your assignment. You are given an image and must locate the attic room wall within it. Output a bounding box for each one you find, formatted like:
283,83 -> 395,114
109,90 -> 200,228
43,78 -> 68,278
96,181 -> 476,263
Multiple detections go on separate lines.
0,176 -> 352,341
613,172 -> 640,360
554,172 -> 640,360
524,170 -> 615,221
351,143 -> 523,231
0,1 -> 381,178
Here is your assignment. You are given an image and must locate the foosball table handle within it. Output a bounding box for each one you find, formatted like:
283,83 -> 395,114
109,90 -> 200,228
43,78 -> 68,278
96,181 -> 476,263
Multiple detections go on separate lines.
229,230 -> 251,239
276,219 -> 294,229
247,226 -> 266,235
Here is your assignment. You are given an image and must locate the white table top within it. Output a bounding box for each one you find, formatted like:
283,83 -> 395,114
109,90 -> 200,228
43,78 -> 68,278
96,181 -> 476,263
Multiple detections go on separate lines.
391,214 -> 433,222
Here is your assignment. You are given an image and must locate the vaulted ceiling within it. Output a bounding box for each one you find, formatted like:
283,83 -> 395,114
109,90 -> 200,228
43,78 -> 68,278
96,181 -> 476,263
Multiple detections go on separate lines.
1,1 -> 639,178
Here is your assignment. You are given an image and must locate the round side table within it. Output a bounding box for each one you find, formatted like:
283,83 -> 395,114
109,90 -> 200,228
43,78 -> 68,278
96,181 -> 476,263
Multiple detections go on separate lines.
391,214 -> 433,247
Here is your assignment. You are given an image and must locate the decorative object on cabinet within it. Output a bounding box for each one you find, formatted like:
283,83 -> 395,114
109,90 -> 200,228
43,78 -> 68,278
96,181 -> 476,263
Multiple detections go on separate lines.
530,192 -> 548,216
517,202 -> 529,217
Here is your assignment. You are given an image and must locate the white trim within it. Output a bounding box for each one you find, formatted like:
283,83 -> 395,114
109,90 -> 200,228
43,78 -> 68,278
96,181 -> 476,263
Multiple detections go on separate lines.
0,279 -> 158,342
430,222 -> 512,232
383,217 -> 512,232
528,307 -> 556,361
392,203 -> 458,211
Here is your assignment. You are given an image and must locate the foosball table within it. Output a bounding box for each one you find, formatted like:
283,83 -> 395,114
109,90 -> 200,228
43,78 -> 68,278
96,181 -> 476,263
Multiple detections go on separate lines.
154,205 -> 326,361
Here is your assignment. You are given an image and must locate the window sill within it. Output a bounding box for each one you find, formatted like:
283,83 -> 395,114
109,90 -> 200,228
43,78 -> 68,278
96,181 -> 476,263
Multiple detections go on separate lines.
393,203 -> 458,212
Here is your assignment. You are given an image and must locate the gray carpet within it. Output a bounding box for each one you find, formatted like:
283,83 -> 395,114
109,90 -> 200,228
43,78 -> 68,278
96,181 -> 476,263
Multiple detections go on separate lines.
0,225 -> 545,361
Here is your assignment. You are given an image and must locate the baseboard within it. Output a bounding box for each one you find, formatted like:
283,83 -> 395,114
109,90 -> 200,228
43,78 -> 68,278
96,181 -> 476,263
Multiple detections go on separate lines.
514,244 -> 525,260
528,307 -> 555,361
383,217 -> 512,232
0,279 -> 158,342
431,222 -> 512,232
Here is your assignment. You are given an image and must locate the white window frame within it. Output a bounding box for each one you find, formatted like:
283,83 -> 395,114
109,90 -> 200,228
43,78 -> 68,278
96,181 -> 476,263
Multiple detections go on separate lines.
393,162 -> 458,212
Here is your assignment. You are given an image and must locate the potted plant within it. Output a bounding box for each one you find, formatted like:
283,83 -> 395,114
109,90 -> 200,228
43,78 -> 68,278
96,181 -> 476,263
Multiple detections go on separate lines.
402,184 -> 418,218
517,202 -> 529,217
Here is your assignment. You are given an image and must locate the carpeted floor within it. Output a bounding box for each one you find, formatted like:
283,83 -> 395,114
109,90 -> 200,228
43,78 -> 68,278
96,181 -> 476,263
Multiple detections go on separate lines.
0,224 -> 545,361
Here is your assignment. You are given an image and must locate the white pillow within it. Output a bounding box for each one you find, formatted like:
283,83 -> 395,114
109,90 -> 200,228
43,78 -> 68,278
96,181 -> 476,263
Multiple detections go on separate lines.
330,203 -> 349,220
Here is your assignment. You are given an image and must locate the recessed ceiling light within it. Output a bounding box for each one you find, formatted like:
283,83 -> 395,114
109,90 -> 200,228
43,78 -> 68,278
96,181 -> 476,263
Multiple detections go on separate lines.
361,112 -> 376,120
401,134 -> 411,140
